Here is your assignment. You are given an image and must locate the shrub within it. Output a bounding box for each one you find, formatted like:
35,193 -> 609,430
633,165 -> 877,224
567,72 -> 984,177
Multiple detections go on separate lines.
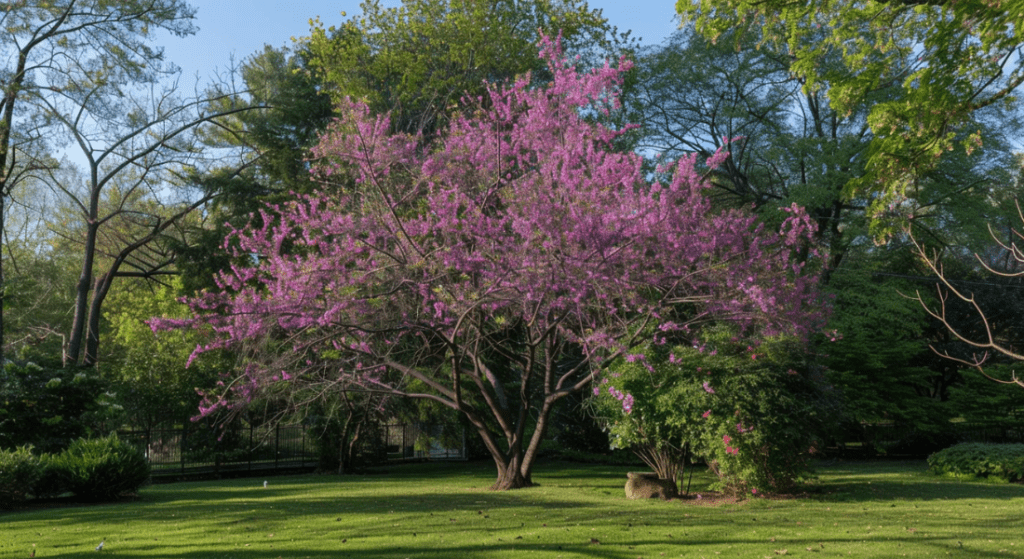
0,446 -> 41,507
592,327 -> 839,497
0,361 -> 110,453
33,454 -> 71,499
44,433 -> 151,501
928,442 -> 1024,482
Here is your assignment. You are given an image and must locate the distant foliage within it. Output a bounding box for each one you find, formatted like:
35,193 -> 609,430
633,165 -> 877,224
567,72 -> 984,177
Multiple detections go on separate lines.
42,433 -> 151,501
0,446 -> 42,507
928,442 -> 1024,483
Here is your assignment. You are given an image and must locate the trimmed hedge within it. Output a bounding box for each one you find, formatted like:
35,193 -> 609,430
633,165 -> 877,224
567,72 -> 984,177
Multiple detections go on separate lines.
0,446 -> 42,507
927,442 -> 1024,482
43,433 -> 151,501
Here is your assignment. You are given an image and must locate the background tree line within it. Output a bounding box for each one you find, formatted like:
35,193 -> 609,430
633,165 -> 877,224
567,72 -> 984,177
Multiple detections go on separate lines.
2,0 -> 1023,485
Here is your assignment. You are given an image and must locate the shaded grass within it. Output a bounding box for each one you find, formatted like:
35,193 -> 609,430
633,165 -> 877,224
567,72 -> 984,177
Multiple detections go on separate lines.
2,459 -> 1023,558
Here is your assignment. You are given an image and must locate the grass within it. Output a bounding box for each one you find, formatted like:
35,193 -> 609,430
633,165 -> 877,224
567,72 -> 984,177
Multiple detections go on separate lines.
2,459 -> 1023,558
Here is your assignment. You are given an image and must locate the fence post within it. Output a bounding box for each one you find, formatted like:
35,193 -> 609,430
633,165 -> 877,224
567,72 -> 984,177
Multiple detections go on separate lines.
180,424 -> 187,475
275,423 -> 280,472
249,423 -> 254,473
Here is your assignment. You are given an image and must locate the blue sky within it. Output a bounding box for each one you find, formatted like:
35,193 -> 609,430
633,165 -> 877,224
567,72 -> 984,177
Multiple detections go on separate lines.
159,0 -> 682,85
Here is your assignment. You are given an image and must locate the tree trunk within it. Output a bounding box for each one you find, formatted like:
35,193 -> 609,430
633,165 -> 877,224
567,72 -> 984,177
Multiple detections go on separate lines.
336,415 -> 352,475
464,393 -> 566,490
490,454 -> 532,490
67,210 -> 100,366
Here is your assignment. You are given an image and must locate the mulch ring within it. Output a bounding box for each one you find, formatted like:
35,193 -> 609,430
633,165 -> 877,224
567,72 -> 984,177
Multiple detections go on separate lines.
673,490 -> 808,506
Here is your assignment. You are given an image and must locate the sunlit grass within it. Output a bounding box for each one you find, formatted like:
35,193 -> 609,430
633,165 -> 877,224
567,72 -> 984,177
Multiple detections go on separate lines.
2,459 -> 1023,558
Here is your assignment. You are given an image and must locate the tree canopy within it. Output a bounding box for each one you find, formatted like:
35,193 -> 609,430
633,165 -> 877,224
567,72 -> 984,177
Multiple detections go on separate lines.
154,37 -> 825,489
305,0 -> 633,137
675,0 -> 1024,229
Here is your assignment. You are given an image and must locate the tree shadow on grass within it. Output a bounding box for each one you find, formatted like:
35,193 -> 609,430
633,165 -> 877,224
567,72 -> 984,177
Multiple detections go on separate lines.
807,459 -> 1024,502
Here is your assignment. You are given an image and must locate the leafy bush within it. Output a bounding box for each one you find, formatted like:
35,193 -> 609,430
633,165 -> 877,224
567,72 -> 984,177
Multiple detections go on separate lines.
592,327 -> 839,496
44,433 -> 150,501
928,442 -> 1024,482
33,454 -> 71,499
0,446 -> 41,506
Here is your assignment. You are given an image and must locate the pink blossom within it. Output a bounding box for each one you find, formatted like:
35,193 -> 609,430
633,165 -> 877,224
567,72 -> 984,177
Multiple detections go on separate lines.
152,34 -> 826,479
702,409 -> 712,419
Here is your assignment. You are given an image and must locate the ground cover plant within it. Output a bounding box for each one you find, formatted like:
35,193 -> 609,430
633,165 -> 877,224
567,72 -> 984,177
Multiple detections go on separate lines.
2,460 -> 1023,558
928,442 -> 1024,483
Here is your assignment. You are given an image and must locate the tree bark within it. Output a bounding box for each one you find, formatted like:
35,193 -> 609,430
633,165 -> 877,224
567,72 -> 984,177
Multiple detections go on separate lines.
491,455 -> 532,490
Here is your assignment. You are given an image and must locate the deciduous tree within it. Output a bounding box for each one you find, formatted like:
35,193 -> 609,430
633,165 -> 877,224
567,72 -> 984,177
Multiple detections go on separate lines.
156,37 -> 824,490
909,214 -> 1024,388
306,0 -> 632,137
0,0 -> 199,363
675,0 -> 1024,227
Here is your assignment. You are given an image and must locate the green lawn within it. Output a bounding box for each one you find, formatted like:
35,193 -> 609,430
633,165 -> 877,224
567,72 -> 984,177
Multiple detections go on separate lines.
2,459 -> 1022,558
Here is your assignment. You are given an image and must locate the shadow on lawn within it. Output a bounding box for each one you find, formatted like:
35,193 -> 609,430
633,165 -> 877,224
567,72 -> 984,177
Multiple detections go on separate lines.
809,459 -> 1024,502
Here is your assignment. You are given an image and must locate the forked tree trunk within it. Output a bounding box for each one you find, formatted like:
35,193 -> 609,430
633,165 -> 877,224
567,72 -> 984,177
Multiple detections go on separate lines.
474,397 -> 559,490
492,456 -> 532,490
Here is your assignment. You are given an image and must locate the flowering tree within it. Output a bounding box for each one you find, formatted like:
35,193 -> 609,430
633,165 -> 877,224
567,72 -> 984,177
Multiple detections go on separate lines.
155,36 -> 824,490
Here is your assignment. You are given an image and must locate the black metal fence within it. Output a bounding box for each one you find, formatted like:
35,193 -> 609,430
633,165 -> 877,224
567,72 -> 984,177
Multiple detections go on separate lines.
120,423 -> 315,479
120,422 -> 466,480
385,423 -> 467,461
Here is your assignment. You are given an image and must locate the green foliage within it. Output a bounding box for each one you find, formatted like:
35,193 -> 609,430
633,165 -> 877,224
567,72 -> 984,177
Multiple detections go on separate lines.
306,0 -> 631,137
593,327 -> 836,495
821,264 -> 943,429
0,446 -> 42,506
676,0 -> 1024,231
1,236 -> 79,362
175,45 -> 335,295
101,279 -> 222,430
947,365 -> 1024,426
928,442 -> 1024,483
41,433 -> 151,501
0,362 -> 112,453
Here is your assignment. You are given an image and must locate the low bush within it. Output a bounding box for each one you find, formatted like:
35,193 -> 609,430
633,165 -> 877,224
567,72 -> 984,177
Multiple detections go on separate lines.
0,446 -> 41,507
44,433 -> 151,501
592,327 -> 838,497
33,454 -> 71,499
927,442 -> 1024,482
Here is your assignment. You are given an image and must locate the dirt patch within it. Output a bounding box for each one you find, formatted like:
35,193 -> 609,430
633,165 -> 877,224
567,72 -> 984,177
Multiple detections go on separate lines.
673,490 -> 810,506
